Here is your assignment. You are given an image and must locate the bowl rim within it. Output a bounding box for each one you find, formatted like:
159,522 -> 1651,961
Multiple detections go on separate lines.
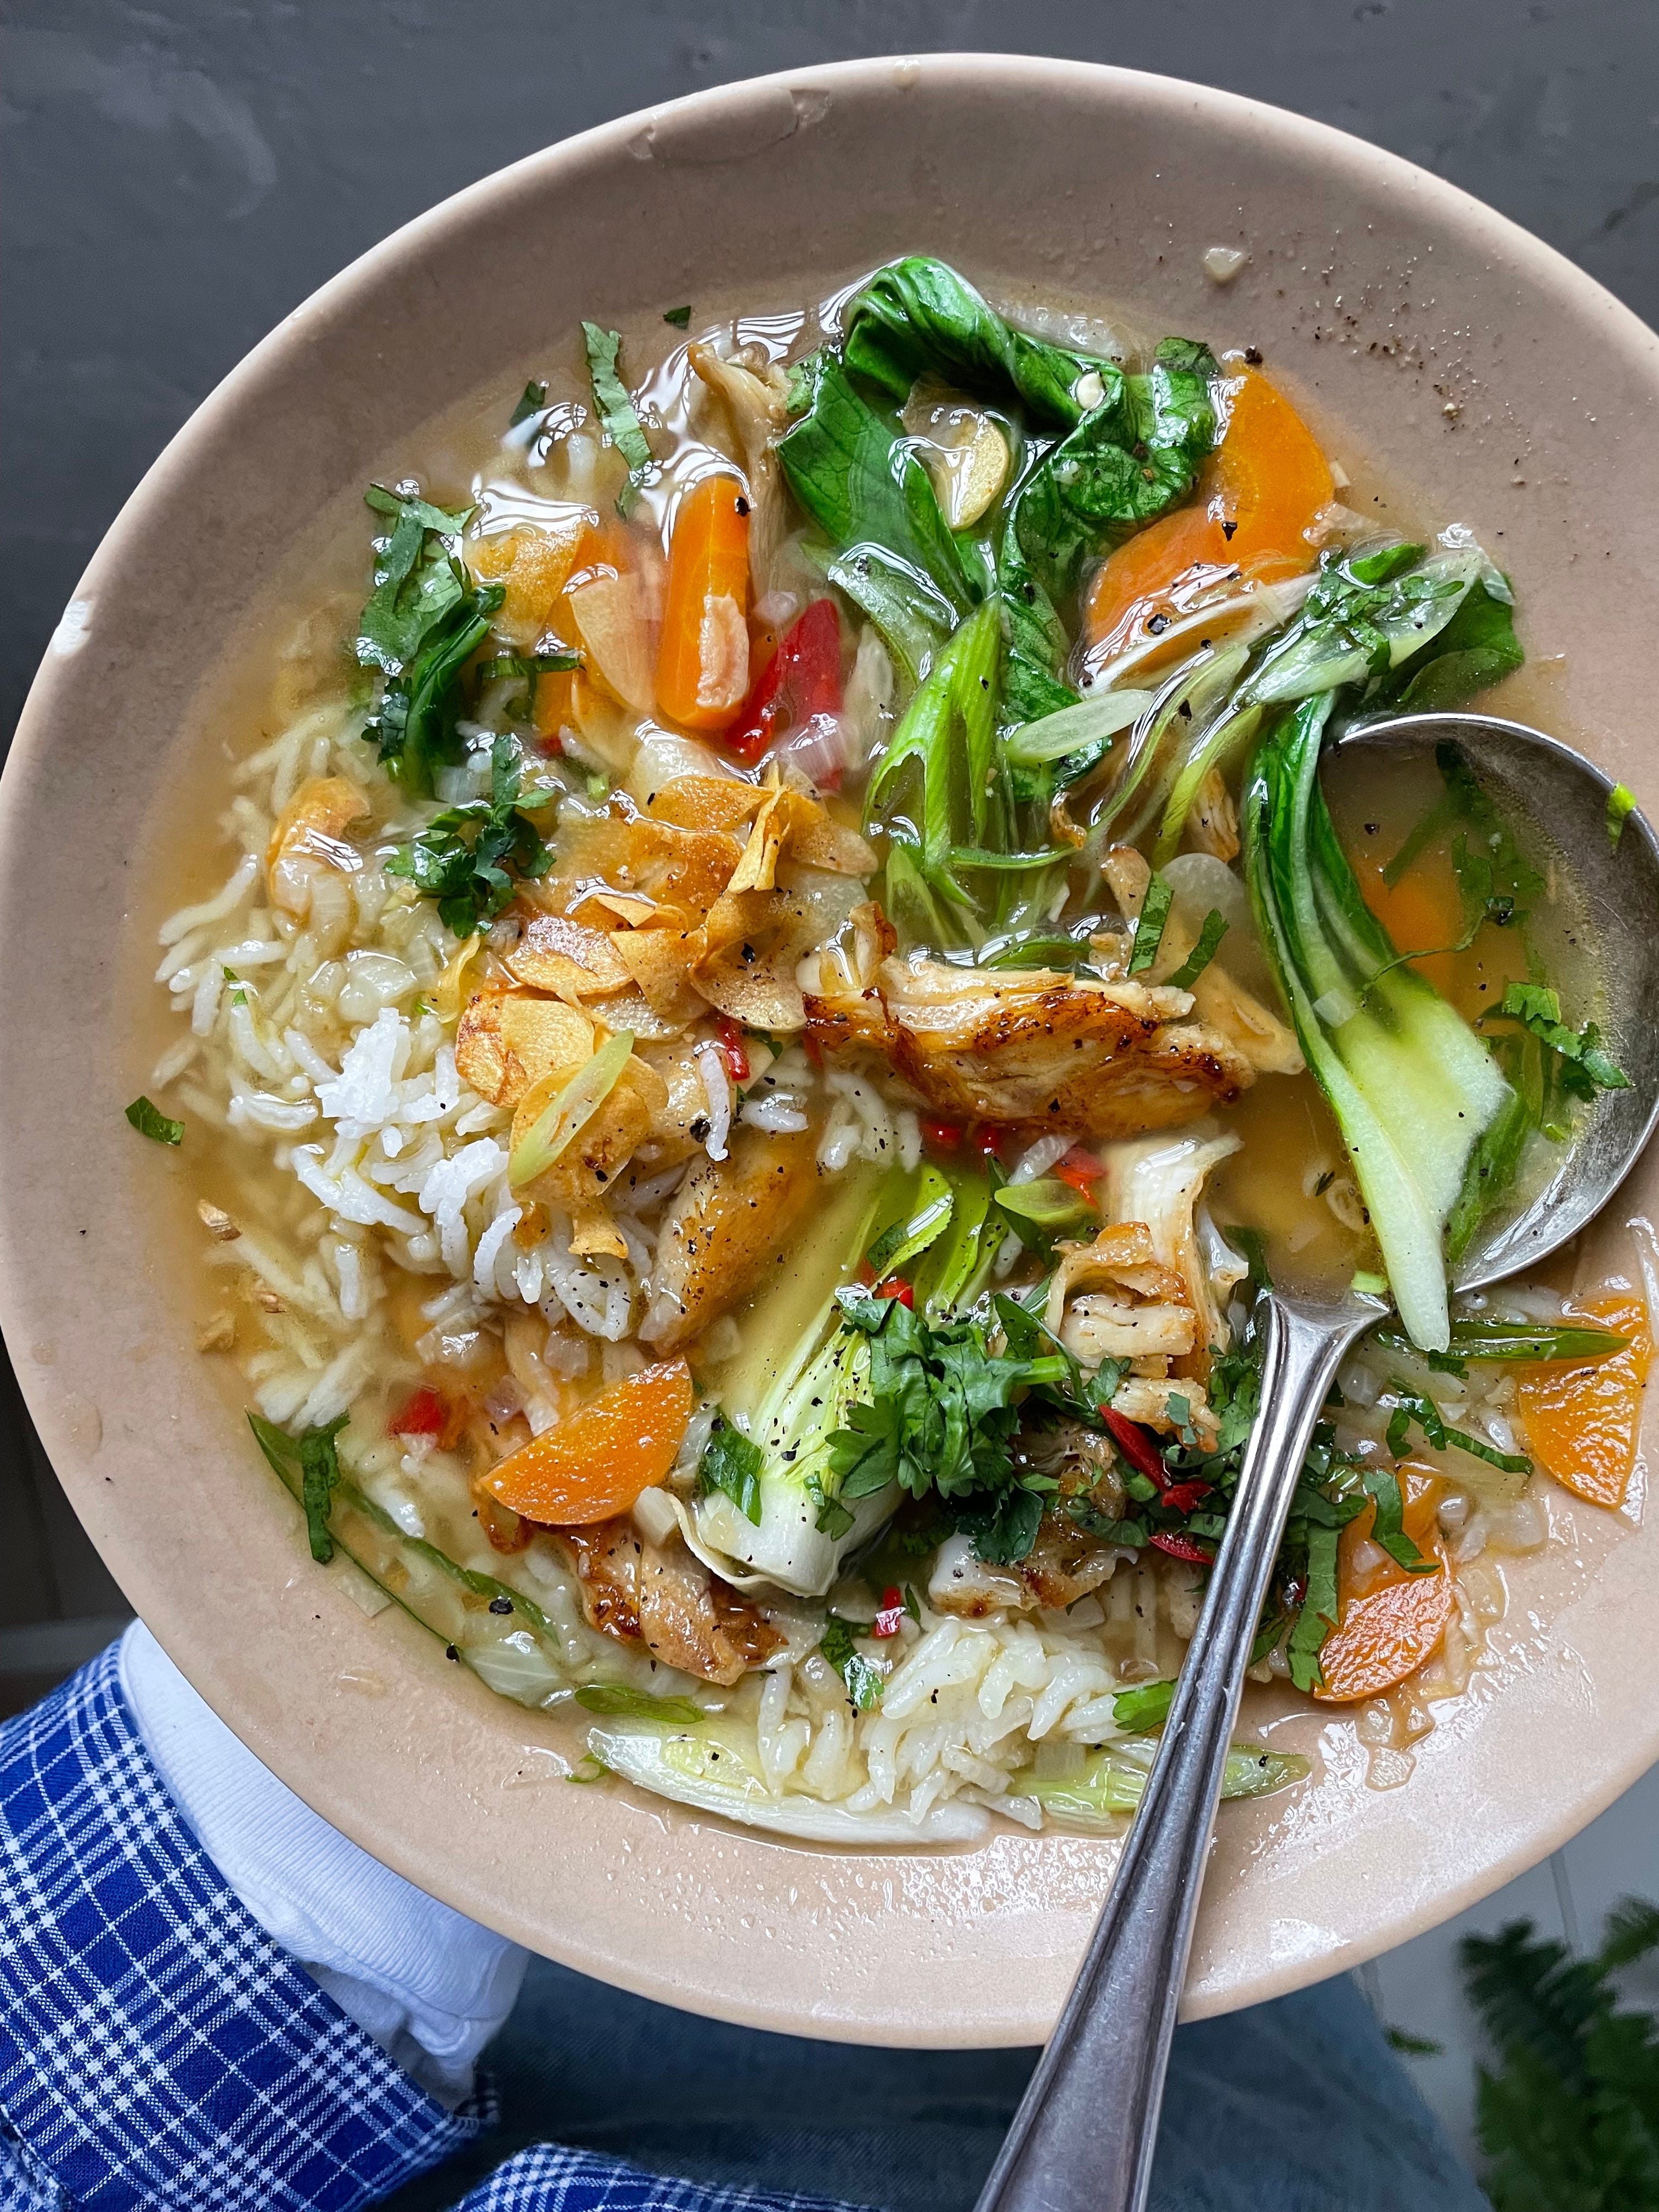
5,49 -> 1659,2042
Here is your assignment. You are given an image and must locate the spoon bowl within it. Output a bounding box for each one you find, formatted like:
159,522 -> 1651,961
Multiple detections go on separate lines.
1335,712 -> 1659,1292
976,710 -> 1659,2212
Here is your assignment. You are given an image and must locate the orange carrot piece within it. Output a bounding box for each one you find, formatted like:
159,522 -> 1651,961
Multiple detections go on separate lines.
1085,364 -> 1334,661
1516,1293 -> 1654,1509
1352,851 -> 1467,996
655,473 -> 751,731
478,1358 -> 695,1526
1314,1460 -> 1453,1703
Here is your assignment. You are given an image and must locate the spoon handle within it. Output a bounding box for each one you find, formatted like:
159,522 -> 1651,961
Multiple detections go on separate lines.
973,1293 -> 1369,2212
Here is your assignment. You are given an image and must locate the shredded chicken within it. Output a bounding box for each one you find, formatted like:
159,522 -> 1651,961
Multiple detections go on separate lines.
1186,766 -> 1241,862
803,945 -> 1252,1139
1043,1221 -> 1198,1367
554,1518 -> 782,1685
1099,1127 -> 1248,1358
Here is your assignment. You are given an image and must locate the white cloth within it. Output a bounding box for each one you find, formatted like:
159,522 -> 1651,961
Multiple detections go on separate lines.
119,1621 -> 527,2108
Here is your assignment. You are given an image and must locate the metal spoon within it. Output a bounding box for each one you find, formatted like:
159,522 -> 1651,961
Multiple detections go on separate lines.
974,712 -> 1659,2212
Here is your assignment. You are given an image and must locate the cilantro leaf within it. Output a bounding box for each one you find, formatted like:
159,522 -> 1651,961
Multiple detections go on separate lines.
385,735 -> 553,937
662,304 -> 692,329
1489,981 -> 1632,1099
509,380 -> 548,428
1113,1678 -> 1175,1731
126,1096 -> 183,1146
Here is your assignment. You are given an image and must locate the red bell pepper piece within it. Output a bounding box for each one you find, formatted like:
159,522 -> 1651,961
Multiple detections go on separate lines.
715,1014 -> 750,1085
876,1277 -> 915,1308
872,1585 -> 905,1638
390,1384 -> 447,1438
1150,1530 -> 1214,1564
1102,1407 -> 1169,1485
724,598 -> 842,765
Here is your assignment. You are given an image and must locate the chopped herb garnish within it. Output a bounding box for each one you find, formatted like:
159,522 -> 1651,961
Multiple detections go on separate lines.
1128,873 -> 1175,976
662,304 -> 692,329
819,1615 -> 884,1709
126,1096 -> 184,1147
476,649 -> 580,723
1113,1678 -> 1175,1731
697,1418 -> 765,1527
580,321 -> 653,478
1372,1317 -> 1628,1365
355,482 -> 503,797
1167,907 -> 1229,989
247,1410 -> 349,1564
509,379 -> 548,427
1385,1382 -> 1532,1476
1487,981 -> 1632,1102
1607,782 -> 1638,848
386,734 -> 553,936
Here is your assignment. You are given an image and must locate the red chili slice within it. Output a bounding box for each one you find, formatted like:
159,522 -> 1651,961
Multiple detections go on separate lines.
876,1278 -> 915,1309
1055,1147 -> 1104,1199
921,1118 -> 964,1152
1158,1480 -> 1213,1516
714,1014 -> 751,1084
390,1384 -> 447,1438
872,1586 -> 905,1638
1102,1408 -> 1169,1485
1150,1531 -> 1214,1564
724,598 -> 843,765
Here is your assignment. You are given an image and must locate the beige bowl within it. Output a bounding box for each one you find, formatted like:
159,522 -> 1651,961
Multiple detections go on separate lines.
5,54 -> 1659,2046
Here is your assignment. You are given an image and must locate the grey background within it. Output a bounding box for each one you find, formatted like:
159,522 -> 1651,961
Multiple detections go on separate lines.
3,0 -> 1658,1697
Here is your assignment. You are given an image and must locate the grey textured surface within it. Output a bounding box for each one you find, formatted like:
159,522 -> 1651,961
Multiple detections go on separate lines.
2,0 -> 1657,1649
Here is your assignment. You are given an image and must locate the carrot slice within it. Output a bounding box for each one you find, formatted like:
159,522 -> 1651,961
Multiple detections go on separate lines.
479,1358 -> 695,1526
1515,1293 -> 1653,1508
656,472 -> 752,731
1313,1460 -> 1453,1703
1352,850 -> 1467,996
1085,364 -> 1334,662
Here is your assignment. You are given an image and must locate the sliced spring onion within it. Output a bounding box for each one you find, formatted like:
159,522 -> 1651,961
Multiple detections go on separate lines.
1608,782 -> 1638,849
509,1030 -> 635,1187
1002,686 -> 1154,766
574,1685 -> 707,1723
866,1166 -> 956,1279
1010,1734 -> 1310,1824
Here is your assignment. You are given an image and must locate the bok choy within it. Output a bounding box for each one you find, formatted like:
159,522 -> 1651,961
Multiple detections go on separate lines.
1243,696 -> 1519,1350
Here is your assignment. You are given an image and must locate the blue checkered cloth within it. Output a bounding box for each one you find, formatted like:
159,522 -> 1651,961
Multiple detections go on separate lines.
0,1644 -> 866,2212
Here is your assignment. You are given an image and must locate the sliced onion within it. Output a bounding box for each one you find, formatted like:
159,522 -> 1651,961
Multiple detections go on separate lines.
510,1030 -> 635,1187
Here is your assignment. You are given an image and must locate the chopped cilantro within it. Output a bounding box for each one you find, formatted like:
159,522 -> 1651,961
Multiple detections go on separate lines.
476,648 -> 580,723
509,379 -> 548,427
1488,981 -> 1631,1101
1113,1678 -> 1175,1731
125,1096 -> 184,1146
385,735 -> 553,937
662,304 -> 692,329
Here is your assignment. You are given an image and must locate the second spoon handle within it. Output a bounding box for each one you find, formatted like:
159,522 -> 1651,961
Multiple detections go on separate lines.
973,1290 -> 1371,2212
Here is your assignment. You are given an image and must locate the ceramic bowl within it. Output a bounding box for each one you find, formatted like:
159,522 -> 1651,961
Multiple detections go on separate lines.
5,54 -> 1658,2045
